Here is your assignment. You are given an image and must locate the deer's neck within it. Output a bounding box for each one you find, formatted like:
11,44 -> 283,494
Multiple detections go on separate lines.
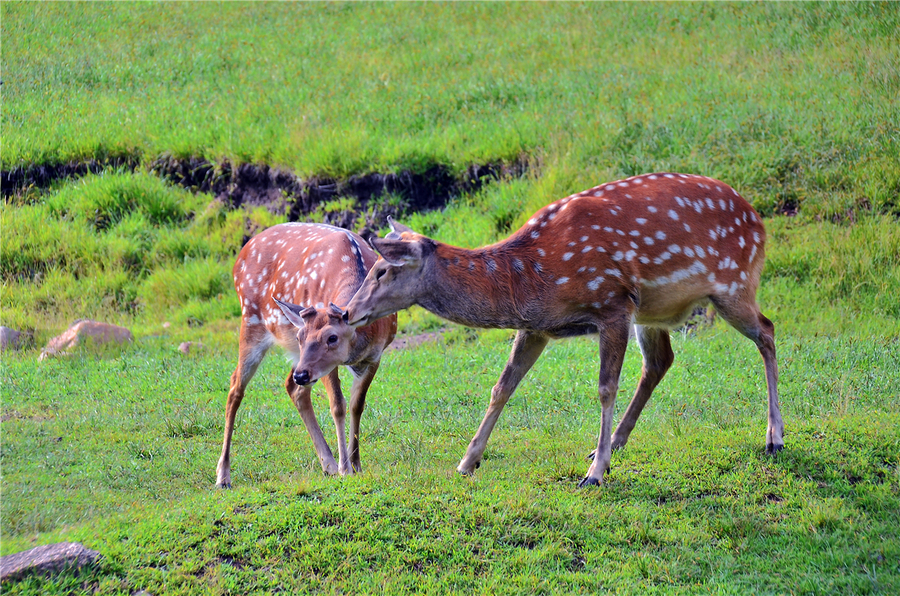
418,241 -> 544,329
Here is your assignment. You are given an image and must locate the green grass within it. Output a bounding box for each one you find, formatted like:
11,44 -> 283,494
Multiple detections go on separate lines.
1,328 -> 898,594
3,2 -> 899,215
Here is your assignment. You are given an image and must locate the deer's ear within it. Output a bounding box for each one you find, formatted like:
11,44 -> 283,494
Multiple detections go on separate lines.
274,298 -> 316,328
385,216 -> 417,239
370,236 -> 423,266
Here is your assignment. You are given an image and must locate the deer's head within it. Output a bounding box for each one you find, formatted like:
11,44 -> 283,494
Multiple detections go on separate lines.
274,299 -> 355,386
346,217 -> 434,327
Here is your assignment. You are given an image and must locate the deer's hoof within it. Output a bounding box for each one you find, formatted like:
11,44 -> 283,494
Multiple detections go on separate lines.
766,443 -> 784,455
216,482 -> 232,490
456,461 -> 480,476
577,476 -> 601,488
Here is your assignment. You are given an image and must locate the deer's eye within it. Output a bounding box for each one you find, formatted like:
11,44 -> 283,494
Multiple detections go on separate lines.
375,268 -> 387,281
327,334 -> 339,345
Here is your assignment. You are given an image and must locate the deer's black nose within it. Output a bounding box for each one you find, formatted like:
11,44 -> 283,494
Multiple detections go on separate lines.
294,370 -> 311,386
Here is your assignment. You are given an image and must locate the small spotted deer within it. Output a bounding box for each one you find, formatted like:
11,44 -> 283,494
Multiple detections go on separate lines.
216,223 -> 397,488
346,173 -> 781,487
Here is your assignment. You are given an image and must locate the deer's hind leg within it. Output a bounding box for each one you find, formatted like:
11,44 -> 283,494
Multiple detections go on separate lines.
580,317 -> 631,487
610,326 -> 674,450
711,296 -> 782,454
216,331 -> 273,488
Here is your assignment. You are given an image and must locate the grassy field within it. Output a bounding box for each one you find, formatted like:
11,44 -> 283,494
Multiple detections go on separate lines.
2,2 -> 899,594
2,330 -> 898,594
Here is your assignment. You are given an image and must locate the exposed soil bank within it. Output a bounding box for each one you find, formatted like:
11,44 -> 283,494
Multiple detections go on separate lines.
2,155 -> 531,233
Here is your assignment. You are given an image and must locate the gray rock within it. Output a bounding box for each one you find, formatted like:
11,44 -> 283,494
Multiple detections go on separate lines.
0,326 -> 31,351
0,542 -> 100,582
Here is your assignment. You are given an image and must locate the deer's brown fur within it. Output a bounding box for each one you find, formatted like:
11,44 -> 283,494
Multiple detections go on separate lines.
346,173 -> 780,487
216,223 -> 397,488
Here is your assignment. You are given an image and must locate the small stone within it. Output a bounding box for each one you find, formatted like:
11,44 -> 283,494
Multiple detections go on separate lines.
0,542 -> 100,582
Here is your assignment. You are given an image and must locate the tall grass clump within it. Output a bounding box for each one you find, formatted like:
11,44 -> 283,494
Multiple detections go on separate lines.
1,172 -> 282,335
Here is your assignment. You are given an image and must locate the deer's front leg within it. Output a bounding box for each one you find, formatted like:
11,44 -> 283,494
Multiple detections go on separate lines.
457,330 -> 549,475
580,320 -> 631,487
347,362 -> 379,473
320,368 -> 352,475
286,374 -> 339,475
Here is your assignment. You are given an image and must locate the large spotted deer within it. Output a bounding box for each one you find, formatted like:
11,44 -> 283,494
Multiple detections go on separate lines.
346,173 -> 781,487
215,223 -> 397,488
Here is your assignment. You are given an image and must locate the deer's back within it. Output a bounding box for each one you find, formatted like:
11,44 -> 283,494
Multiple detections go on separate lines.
506,173 -> 766,329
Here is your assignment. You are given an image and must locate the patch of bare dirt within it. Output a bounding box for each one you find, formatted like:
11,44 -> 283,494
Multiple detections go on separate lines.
2,154 -> 532,234
386,330 -> 445,352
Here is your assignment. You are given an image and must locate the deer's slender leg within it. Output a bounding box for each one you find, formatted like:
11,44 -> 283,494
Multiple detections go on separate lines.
216,332 -> 272,488
580,318 -> 632,487
712,297 -> 782,453
286,374 -> 340,475
319,368 -> 351,475
347,362 -> 379,473
610,325 -> 674,450
457,330 -> 549,475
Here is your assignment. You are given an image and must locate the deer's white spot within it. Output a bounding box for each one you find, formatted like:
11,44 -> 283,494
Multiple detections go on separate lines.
537,248 -> 546,257
605,185 -> 616,191
706,198 -> 715,210
739,236 -> 746,248
648,205 -> 658,213
563,252 -> 574,261
668,244 -> 681,254
639,255 -> 650,264
668,209 -> 679,220
531,231 -> 540,239
684,246 -> 695,258
644,237 -> 655,245
612,251 -> 624,261
580,236 -> 589,242
655,230 -> 666,240
636,218 -> 647,225
587,276 -> 605,291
